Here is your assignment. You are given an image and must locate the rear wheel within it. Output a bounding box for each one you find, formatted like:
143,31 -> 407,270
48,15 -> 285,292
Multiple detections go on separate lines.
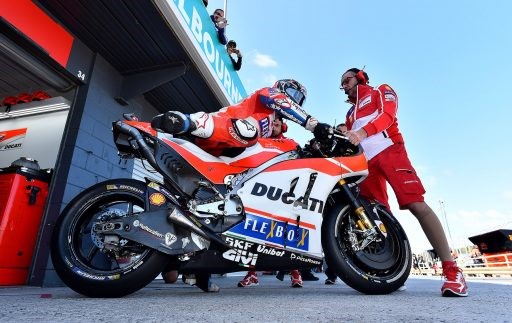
51,179 -> 169,297
322,200 -> 411,294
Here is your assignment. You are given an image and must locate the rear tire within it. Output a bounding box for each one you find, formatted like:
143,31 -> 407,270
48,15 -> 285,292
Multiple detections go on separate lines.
51,179 -> 169,297
322,200 -> 411,294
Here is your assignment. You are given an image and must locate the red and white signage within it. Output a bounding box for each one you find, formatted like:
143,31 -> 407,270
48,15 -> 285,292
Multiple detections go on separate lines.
0,128 -> 27,151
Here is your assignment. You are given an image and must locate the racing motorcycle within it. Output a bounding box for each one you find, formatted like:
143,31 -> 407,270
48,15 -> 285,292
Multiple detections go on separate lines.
51,114 -> 412,297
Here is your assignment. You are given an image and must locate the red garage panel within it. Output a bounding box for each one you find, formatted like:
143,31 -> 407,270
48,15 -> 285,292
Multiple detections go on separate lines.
0,0 -> 74,67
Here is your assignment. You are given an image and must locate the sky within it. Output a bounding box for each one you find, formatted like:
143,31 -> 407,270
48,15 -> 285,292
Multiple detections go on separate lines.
207,0 -> 512,253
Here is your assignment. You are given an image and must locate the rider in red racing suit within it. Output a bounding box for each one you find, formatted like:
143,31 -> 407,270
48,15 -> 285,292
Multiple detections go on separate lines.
151,79 -> 319,156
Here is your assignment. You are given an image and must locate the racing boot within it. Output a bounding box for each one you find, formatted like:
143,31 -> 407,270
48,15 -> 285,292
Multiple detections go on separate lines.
238,271 -> 259,287
151,111 -> 196,135
290,270 -> 303,288
441,261 -> 468,297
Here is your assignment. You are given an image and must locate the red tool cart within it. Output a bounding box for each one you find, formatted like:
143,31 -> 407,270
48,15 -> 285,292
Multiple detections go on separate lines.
0,158 -> 52,285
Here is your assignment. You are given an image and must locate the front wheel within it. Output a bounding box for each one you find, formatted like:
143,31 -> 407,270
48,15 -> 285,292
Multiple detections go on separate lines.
322,200 -> 412,294
51,179 -> 169,297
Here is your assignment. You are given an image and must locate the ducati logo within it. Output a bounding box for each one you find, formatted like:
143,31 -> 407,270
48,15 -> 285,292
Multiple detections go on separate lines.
250,183 -> 324,213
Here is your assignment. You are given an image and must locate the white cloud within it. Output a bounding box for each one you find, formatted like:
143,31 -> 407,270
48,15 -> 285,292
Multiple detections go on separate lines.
253,53 -> 278,67
503,190 -> 512,200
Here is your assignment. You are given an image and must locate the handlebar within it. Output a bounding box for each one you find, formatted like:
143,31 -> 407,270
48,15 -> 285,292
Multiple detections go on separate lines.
302,125 -> 362,158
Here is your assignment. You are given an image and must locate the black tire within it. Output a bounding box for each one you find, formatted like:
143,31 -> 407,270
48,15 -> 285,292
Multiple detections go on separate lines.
322,200 -> 411,294
51,179 -> 169,297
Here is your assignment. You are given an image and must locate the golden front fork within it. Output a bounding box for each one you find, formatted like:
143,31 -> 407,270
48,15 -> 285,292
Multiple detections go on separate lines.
338,179 -> 375,231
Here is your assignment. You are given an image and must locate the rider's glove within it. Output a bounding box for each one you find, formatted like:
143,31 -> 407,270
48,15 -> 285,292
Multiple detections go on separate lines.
313,123 -> 333,140
304,115 -> 319,132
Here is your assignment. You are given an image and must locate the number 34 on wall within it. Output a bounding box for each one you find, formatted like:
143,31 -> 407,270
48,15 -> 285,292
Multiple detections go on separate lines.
77,70 -> 86,81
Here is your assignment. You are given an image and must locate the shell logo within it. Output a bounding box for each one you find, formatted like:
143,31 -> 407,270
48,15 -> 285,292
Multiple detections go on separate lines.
149,193 -> 166,206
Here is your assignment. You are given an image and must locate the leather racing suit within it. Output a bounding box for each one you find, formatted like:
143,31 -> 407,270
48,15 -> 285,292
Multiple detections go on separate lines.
189,87 -> 316,156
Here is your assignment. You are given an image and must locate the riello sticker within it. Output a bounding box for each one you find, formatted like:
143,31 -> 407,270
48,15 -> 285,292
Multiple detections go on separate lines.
0,128 -> 27,151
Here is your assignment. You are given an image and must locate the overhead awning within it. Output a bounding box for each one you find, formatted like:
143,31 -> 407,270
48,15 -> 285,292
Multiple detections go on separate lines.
31,0 -> 247,114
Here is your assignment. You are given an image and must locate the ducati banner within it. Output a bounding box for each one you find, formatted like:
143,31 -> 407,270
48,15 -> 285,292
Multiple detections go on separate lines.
0,128 -> 27,151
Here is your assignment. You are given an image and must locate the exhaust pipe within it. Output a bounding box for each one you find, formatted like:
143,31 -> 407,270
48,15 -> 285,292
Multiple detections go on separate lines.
168,207 -> 209,239
168,206 -> 230,248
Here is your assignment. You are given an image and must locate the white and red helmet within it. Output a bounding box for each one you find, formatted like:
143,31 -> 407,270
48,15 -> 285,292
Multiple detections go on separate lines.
273,79 -> 307,107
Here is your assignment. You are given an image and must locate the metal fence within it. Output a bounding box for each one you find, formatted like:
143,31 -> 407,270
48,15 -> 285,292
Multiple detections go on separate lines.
411,252 -> 512,278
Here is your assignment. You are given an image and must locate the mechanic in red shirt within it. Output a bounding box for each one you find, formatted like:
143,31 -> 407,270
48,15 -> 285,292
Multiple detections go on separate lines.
340,67 -> 468,297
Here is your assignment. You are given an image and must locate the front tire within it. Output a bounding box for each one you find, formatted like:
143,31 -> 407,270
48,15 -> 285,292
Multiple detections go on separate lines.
322,200 -> 411,294
51,179 -> 169,297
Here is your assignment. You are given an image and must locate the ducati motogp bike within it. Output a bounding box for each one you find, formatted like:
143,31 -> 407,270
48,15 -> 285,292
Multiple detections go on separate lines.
51,114 -> 412,297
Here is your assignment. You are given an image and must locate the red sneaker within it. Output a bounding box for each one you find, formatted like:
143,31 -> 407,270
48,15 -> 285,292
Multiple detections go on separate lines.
441,265 -> 468,297
238,271 -> 259,287
290,270 -> 303,288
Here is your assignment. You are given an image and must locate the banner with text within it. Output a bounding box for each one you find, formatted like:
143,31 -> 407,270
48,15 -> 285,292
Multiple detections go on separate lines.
165,0 -> 247,103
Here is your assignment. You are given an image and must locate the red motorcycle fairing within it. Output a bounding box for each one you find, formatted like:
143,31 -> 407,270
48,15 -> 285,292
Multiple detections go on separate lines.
160,138 -> 298,185
123,121 -> 299,185
219,138 -> 298,168
125,120 -> 157,136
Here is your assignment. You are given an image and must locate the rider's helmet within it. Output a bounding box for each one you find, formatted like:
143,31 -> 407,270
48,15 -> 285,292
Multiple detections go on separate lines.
273,79 -> 307,107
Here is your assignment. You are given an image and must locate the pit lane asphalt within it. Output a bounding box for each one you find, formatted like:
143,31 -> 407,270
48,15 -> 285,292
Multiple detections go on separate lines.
1,273 -> 510,322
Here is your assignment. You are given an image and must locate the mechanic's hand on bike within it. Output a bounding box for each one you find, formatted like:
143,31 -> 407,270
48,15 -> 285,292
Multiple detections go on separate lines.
345,129 -> 367,146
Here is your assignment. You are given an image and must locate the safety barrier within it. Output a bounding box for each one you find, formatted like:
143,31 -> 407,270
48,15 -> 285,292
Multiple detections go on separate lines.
410,252 -> 512,278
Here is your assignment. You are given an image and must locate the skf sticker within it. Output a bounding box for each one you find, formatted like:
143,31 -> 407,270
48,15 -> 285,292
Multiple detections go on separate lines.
149,193 -> 166,206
